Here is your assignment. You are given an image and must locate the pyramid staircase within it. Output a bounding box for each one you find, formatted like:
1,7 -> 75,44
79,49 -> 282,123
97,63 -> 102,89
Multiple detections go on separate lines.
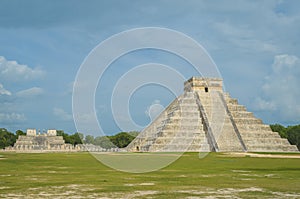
223,93 -> 297,152
127,92 -> 210,152
126,77 -> 298,152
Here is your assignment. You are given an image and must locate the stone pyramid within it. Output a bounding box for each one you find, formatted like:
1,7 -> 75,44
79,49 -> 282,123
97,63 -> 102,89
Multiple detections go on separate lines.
127,77 -> 298,152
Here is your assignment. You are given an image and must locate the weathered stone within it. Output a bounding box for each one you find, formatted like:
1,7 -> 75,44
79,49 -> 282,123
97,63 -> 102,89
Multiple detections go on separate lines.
127,77 -> 298,152
7,129 -> 75,151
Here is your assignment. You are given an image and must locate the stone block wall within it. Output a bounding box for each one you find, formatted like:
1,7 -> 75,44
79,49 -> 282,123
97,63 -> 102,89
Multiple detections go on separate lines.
127,77 -> 298,152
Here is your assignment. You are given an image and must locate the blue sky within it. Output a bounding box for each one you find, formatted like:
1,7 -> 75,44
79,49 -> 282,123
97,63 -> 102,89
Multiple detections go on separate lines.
0,0 -> 300,136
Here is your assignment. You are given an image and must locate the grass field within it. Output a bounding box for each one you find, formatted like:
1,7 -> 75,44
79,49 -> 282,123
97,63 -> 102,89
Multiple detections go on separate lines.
0,152 -> 299,198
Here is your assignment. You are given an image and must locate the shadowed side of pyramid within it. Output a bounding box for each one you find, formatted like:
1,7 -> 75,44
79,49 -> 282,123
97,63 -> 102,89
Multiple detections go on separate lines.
126,77 -> 299,152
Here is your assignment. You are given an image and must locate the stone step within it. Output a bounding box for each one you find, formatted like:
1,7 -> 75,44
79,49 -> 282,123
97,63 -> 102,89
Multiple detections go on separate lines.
231,111 -> 254,118
180,124 -> 203,128
240,131 -> 281,138
168,111 -> 200,118
212,125 -> 240,132
217,146 -> 244,152
198,96 -> 221,101
180,95 -> 195,99
160,128 -> 204,133
180,100 -> 198,105
247,145 -> 299,152
162,118 -> 201,124
181,111 -> 200,117
159,133 -> 207,138
159,130 -> 206,136
198,104 -> 225,109
162,125 -> 203,131
234,118 -> 263,125
237,124 -> 271,131
225,98 -> 238,105
205,116 -> 227,123
187,144 -> 211,151
179,98 -> 196,104
168,105 -> 180,113
197,100 -> 222,105
158,119 -> 202,128
154,138 -> 208,145
167,111 -> 178,117
157,122 -> 203,132
243,138 -> 291,145
183,92 -> 195,97
227,105 -> 247,111
179,105 -> 198,111
149,144 -> 210,152
159,130 -> 205,136
162,122 -> 201,127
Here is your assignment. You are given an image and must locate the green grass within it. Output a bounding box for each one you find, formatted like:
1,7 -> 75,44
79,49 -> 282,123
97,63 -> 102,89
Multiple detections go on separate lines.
0,152 -> 299,198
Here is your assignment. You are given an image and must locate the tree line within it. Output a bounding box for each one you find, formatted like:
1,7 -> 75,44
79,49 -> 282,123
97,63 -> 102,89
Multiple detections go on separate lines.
0,129 -> 25,149
56,130 -> 138,148
270,124 -> 300,150
0,128 -> 139,149
1,125 -> 299,150
83,131 -> 139,149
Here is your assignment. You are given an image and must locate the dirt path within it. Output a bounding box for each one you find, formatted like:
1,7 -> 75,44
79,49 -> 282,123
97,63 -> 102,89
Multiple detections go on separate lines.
222,152 -> 300,159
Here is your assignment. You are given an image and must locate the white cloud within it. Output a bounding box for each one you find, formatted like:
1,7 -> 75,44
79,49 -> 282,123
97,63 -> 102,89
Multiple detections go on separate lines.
213,22 -> 279,53
213,22 -> 253,39
272,54 -> 299,73
1,1 -> 300,133
74,112 -> 95,124
0,112 -> 26,124
253,97 -> 276,111
0,83 -> 11,96
0,56 -> 45,82
16,87 -> 44,98
67,81 -> 74,94
145,100 -> 165,121
253,54 -> 300,122
53,107 -> 73,121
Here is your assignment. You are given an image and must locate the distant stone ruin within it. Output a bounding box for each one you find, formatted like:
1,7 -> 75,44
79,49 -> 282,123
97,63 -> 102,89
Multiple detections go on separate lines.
127,77 -> 299,152
76,143 -> 119,152
4,129 -> 119,152
6,129 -> 75,151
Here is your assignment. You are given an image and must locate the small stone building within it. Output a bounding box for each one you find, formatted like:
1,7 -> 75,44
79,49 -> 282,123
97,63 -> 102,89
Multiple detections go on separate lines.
8,129 -> 75,151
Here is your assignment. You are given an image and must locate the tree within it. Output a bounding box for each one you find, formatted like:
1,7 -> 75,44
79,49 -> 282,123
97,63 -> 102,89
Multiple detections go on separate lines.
15,130 -> 26,138
56,130 -> 83,145
69,133 -> 83,146
287,125 -> 300,150
56,130 -> 65,136
56,130 -> 82,146
270,124 -> 287,138
270,124 -> 300,150
109,132 -> 135,148
94,136 -> 115,149
84,135 -> 94,144
0,127 -> 139,149
92,132 -> 137,148
57,130 -> 71,143
127,131 -> 139,138
0,128 -> 16,149
77,132 -> 84,141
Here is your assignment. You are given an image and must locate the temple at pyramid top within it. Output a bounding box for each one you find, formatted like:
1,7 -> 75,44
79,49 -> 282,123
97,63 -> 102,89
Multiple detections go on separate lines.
127,77 -> 298,152
184,77 -> 223,93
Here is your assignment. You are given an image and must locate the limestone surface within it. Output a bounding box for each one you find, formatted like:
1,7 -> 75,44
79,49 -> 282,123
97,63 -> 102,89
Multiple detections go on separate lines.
127,77 -> 298,152
6,129 -> 74,151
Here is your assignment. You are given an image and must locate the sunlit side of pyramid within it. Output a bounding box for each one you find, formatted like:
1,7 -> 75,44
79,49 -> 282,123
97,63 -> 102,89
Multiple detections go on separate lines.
127,77 -> 298,152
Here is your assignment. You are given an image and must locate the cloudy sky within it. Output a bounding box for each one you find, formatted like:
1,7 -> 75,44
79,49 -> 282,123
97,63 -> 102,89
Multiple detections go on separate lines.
0,0 -> 299,135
